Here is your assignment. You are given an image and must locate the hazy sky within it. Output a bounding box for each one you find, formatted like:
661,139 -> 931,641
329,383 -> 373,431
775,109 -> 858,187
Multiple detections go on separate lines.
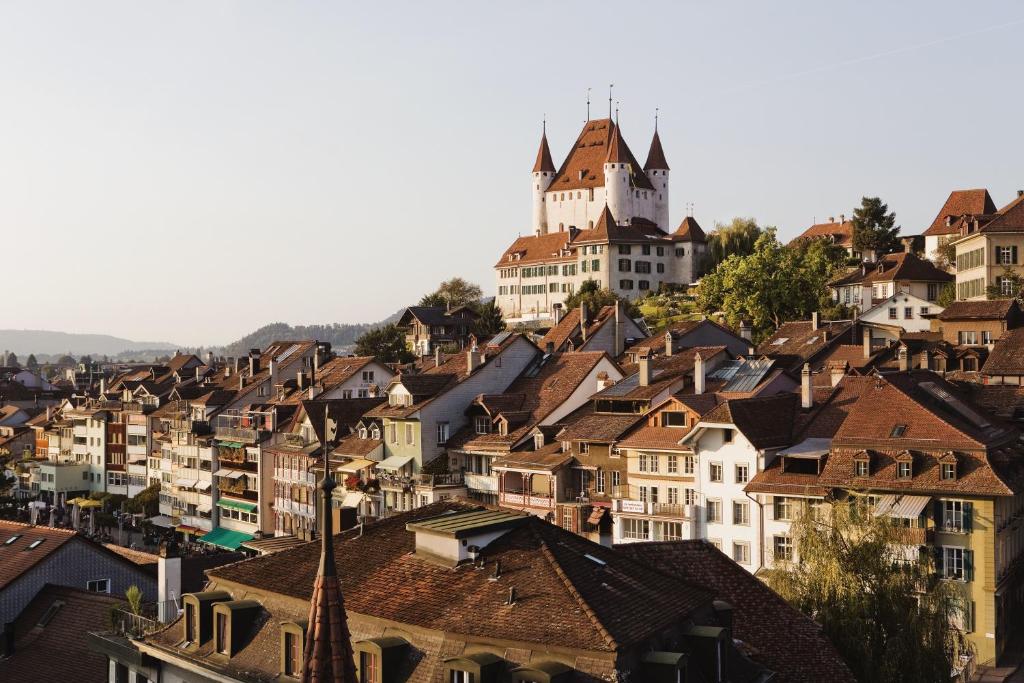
3,2 -> 1022,346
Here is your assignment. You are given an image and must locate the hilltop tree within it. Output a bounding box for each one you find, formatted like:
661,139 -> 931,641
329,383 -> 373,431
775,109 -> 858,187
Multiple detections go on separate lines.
419,277 -> 483,309
472,299 -> 506,338
563,279 -> 640,319
354,324 -> 415,364
703,217 -> 763,271
851,196 -> 901,255
764,499 -> 970,683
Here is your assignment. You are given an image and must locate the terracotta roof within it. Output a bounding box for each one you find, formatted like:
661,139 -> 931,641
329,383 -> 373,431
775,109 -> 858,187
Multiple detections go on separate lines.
643,130 -> 669,171
616,542 -> 856,683
625,319 -> 742,357
492,442 -> 574,471
207,501 -> 715,652
922,189 -> 997,237
539,304 -> 617,352
580,206 -> 670,244
557,403 -> 647,443
299,398 -> 387,445
102,544 -> 159,569
701,393 -> 799,449
331,433 -> 383,458
532,131 -> 555,173
973,192 -> 1024,234
829,252 -> 952,287
0,522 -> 78,590
600,346 -> 728,401
671,216 -> 706,242
616,425 -> 688,450
937,299 -> 1018,321
494,230 -> 576,268
547,118 -> 653,192
0,584 -> 124,682
793,219 -> 853,247
983,328 -> 1024,376
756,320 -> 854,373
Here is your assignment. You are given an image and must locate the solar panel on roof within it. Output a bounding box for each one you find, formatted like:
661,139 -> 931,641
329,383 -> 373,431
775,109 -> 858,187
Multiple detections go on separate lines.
489,330 -> 513,347
276,344 -> 301,363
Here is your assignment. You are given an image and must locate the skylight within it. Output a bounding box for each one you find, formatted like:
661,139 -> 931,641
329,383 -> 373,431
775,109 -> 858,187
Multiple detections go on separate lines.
890,425 -> 907,438
584,553 -> 607,566
27,539 -> 45,550
4,535 -> 22,546
771,337 -> 789,346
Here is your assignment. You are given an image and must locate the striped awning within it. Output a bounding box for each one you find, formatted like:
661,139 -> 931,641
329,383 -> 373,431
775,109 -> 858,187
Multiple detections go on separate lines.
174,478 -> 198,488
874,494 -> 930,519
214,469 -> 245,479
377,454 -> 414,472
336,458 -> 375,474
217,498 -> 257,513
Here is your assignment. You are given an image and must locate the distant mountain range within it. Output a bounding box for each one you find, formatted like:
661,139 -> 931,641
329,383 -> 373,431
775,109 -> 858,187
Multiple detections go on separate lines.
0,329 -> 179,359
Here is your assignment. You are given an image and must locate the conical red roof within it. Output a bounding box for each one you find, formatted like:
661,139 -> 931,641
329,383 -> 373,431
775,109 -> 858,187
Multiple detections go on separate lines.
605,123 -> 632,164
533,133 -> 556,173
644,130 -> 669,171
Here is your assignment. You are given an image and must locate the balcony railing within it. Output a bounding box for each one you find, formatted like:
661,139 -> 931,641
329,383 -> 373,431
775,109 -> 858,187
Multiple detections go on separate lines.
464,472 -> 498,493
215,425 -> 260,443
109,608 -> 162,638
414,472 -> 464,487
892,526 -> 933,546
499,491 -> 554,509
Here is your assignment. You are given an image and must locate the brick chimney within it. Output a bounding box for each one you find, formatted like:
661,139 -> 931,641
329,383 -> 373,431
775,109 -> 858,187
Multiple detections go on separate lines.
921,348 -> 929,371
862,327 -> 872,359
831,362 -> 846,387
801,363 -> 813,409
638,350 -> 651,387
664,331 -> 674,357
694,352 -> 705,395
580,303 -> 588,344
898,346 -> 908,372
467,346 -> 483,375
811,311 -> 819,331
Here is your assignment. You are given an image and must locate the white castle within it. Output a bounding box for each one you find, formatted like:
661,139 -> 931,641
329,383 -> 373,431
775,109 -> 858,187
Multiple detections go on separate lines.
495,117 -> 706,322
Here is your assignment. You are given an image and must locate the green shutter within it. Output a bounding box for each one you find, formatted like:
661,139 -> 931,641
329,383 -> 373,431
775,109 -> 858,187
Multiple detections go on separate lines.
965,550 -> 974,582
1014,246 -> 1019,265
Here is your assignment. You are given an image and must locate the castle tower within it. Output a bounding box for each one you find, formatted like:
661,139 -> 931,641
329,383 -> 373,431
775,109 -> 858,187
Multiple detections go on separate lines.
603,122 -> 632,225
532,125 -> 556,235
644,127 -> 670,230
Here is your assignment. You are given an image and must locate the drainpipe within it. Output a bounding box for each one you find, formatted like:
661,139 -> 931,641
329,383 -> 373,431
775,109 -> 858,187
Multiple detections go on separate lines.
745,487 -> 765,573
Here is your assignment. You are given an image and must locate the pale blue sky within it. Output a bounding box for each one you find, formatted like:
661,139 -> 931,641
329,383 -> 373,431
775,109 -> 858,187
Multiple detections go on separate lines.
2,1 -> 1022,345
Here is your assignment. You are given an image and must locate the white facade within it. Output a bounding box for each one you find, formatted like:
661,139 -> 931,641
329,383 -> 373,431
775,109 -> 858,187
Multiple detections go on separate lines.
860,291 -> 943,344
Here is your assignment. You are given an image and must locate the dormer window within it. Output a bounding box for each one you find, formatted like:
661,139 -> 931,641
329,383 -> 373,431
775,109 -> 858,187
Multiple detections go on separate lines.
897,461 -> 912,479
358,427 -> 368,439
353,637 -> 408,683
534,433 -> 545,450
370,426 -> 380,440
940,452 -> 958,481
475,416 -> 491,435
280,621 -> 307,678
854,454 -> 870,477
579,442 -> 590,454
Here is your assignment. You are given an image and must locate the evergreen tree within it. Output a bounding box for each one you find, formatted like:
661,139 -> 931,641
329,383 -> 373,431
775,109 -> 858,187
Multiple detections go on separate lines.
3,352 -> 17,368
851,196 -> 901,255
472,299 -> 506,338
25,354 -> 39,372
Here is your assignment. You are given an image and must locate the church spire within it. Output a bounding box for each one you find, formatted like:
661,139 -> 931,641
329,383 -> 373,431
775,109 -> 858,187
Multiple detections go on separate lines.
532,120 -> 555,173
301,418 -> 356,683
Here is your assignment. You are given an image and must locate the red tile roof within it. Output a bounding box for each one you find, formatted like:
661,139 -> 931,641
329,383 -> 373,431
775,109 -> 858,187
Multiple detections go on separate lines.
532,132 -> 555,173
700,393 -> 799,449
982,328 -> 1024,376
830,252 -> 952,287
0,522 -> 78,590
937,299 -> 1019,321
977,192 -> 1024,234
547,119 -> 653,192
922,189 -> 997,237
793,219 -> 854,247
643,130 -> 669,171
671,216 -> 706,242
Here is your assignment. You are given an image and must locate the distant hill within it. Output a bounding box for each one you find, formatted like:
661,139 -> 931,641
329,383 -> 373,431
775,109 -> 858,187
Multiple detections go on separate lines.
0,329 -> 179,357
218,308 -> 406,358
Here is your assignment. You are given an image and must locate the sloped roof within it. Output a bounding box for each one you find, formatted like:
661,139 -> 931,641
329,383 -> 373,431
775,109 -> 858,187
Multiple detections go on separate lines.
701,392 -> 799,449
671,216 -> 706,242
494,230 -> 576,268
643,130 -> 669,170
982,328 -> 1024,376
207,501 -> 715,653
532,132 -> 555,173
977,193 -> 1024,234
922,189 -> 997,237
830,252 -> 952,286
756,320 -> 854,373
0,522 -> 78,590
539,304 -> 617,352
794,219 -> 853,247
616,541 -> 856,683
937,299 -> 1017,321
547,118 -> 653,192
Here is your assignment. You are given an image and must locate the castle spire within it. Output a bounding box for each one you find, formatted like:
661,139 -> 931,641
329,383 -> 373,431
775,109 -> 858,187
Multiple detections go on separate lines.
301,413 -> 356,683
532,120 -> 556,173
605,120 -> 630,164
644,128 -> 669,171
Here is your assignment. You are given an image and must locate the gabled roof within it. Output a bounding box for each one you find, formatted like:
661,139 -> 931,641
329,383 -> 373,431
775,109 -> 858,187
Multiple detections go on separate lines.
547,118 -> 653,192
983,328 -> 1024,376
539,304 -> 618,353
297,398 -> 387,446
643,130 -> 669,171
756,320 -> 854,373
976,192 -> 1024,234
793,219 -> 854,247
0,523 -> 78,590
578,206 -> 670,244
532,131 -> 555,173
937,299 -> 1018,321
494,230 -> 576,268
398,306 -> 478,327
922,189 -> 997,237
699,393 -> 799,449
671,216 -> 706,242
616,542 -> 856,683
829,252 -> 952,287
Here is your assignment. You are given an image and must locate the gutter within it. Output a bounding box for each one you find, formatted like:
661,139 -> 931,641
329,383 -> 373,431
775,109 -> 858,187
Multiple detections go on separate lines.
745,488 -> 766,573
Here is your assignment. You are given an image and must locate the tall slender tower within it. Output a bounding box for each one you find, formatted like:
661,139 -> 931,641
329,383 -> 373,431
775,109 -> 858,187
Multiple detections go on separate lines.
603,122 -> 632,224
644,125 -> 670,231
532,123 -> 556,235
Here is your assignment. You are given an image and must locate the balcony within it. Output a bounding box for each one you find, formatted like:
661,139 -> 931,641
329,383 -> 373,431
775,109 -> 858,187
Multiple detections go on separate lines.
499,491 -> 554,510
464,472 -> 498,493
892,526 -> 934,546
414,472 -> 464,488
215,425 -> 260,443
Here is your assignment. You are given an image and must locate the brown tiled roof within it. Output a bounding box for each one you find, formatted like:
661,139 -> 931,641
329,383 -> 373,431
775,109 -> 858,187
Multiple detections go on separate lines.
671,216 -> 706,242
966,383 -> 1024,418
616,541 -> 857,683
976,192 -> 1024,234
532,132 -> 555,173
547,118 -> 653,192
0,585 -> 124,682
701,393 -> 799,449
625,319 -> 741,357
557,403 -> 646,443
922,189 -> 997,237
492,442 -> 574,471
756,320 -> 853,373
643,130 -> 669,171
539,304 -> 618,352
299,398 -> 387,445
208,501 -> 714,652
602,346 -> 728,400
830,252 -> 952,287
982,328 -> 1024,376
102,544 -> 159,570
793,219 -> 854,247
331,433 -> 383,458
494,230 -> 576,268
938,299 -> 1017,321
0,522 -> 78,590
616,425 -> 688,450
578,206 -> 670,244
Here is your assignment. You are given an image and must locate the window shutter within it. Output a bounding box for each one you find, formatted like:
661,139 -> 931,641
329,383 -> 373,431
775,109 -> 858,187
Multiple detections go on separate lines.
965,550 -> 974,582
1014,246 -> 1019,265
933,500 -> 944,528
964,502 -> 973,532
996,245 -> 1002,263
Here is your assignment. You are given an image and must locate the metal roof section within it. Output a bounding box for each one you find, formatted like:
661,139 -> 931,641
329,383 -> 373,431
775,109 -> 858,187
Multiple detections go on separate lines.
778,438 -> 832,459
406,509 -> 527,538
873,494 -> 931,520
710,358 -> 775,393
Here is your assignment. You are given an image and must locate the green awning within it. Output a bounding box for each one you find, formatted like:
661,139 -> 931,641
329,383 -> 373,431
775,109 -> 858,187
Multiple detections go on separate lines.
216,440 -> 244,449
198,527 -> 253,551
217,498 -> 257,513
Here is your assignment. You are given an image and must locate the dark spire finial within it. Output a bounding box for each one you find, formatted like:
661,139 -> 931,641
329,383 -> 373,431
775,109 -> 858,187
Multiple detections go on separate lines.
655,106 -> 659,132
586,87 -> 591,122
608,83 -> 614,120
615,100 -> 619,126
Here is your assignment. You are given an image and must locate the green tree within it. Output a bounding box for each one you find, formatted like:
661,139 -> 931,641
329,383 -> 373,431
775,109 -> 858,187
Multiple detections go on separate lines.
985,266 -> 1023,301
419,277 -> 483,309
697,229 -> 846,338
125,585 -> 144,616
764,499 -> 970,683
937,282 -> 956,308
472,299 -> 506,338
703,217 -> 763,272
25,354 -> 39,372
563,279 -> 640,318
354,324 -> 415,364
4,352 -> 18,368
851,196 -> 901,255
126,483 -> 161,518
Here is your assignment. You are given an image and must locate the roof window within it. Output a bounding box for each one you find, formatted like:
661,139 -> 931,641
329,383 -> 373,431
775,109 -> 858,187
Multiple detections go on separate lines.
26,539 -> 45,550
890,425 -> 907,438
4,535 -> 22,546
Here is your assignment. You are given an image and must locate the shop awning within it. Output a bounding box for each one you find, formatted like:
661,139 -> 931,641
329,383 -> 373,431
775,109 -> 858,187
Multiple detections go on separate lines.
195,480 -> 213,491
175,524 -> 204,535
175,478 -> 198,489
874,494 -> 930,519
377,454 -> 414,472
336,458 -> 376,474
216,440 -> 244,449
341,491 -> 364,508
214,468 -> 245,479
217,498 -> 257,513
198,527 -> 253,551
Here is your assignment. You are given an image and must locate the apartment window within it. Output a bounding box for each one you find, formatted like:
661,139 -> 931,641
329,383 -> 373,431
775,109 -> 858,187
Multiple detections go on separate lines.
436,422 -> 449,445
904,307 -> 913,319
897,461 -> 912,479
958,278 -> 985,300
667,487 -> 678,504
683,455 -> 695,474
996,245 -> 1018,265
733,542 -> 750,565
474,416 -> 490,435
888,307 -> 898,320
709,462 -> 723,482
940,547 -> 974,582
635,261 -> 652,274
595,469 -> 605,493
722,429 -> 734,444
642,245 -> 651,255
939,500 -> 971,533
638,280 -> 650,290
733,500 -> 750,525
388,424 -> 397,444
927,283 -> 939,301
87,579 -> 110,593
684,488 -> 696,505
591,259 -> 600,271
667,455 -> 678,473
359,651 -> 378,683
619,279 -> 634,290
283,630 -> 301,676
661,521 -> 683,541
649,454 -> 659,473
656,263 -> 665,273
361,370 -> 374,382
706,499 -> 722,523
611,471 -> 621,488
639,485 -> 649,502
735,463 -> 749,483
982,330 -> 993,345
449,671 -> 472,683
997,276 -> 1016,297
619,245 -> 631,254
618,259 -> 632,271
675,248 -> 685,257
773,535 -> 793,561
578,442 -> 589,454
623,518 -> 650,540
920,306 -> 930,316
638,452 -> 649,472
185,601 -> 196,643
773,496 -> 795,521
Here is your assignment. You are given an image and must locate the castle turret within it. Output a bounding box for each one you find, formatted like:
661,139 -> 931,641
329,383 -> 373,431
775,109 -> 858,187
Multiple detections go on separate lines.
603,123 -> 633,224
532,125 -> 556,234
644,128 -> 670,230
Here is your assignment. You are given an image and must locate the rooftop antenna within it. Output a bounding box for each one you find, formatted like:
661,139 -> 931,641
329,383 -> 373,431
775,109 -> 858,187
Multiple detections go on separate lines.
608,83 -> 614,120
586,87 -> 591,122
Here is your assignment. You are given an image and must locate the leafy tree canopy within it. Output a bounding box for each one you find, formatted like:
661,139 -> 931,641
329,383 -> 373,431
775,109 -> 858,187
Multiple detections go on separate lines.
3,352 -> 17,368
703,217 -> 764,272
354,323 -> 415,364
563,280 -> 641,319
764,499 -> 970,683
419,277 -> 483,309
851,196 -> 901,255
25,354 -> 39,371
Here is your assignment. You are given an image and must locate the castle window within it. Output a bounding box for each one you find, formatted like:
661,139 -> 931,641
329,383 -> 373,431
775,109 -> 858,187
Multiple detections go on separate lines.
577,191 -> 582,199
676,248 -> 685,257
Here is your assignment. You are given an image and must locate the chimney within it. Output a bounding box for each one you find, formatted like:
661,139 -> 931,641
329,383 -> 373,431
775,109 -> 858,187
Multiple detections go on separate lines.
467,346 -> 483,375
830,362 -> 846,387
828,216 -> 834,223
596,371 -> 615,392
638,350 -> 652,387
206,351 -> 214,367
1018,190 -> 1024,198
862,327 -> 872,359
898,346 -> 908,372
739,321 -> 752,342
195,366 -> 202,382
553,304 -> 562,325
99,377 -> 106,395
614,302 -> 624,357
435,346 -> 442,368
921,348 -> 929,371
694,352 -> 705,395
232,356 -> 241,375
839,213 -> 845,224
580,303 -> 588,344
801,363 -> 813,409
664,331 -> 674,357
248,349 -> 261,376
157,540 -> 182,623
297,371 -> 306,391
269,358 -> 278,389
811,311 -> 819,331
